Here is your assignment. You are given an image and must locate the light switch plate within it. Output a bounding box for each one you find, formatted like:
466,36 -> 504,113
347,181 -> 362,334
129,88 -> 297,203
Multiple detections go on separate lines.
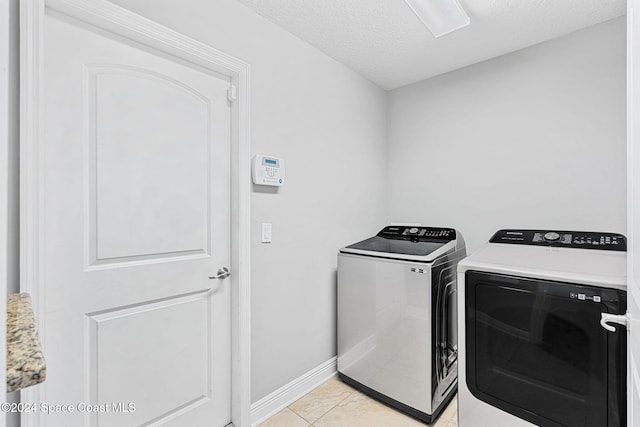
261,223 -> 272,243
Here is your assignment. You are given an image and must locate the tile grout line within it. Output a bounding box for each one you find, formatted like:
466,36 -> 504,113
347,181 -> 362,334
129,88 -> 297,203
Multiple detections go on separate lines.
288,381 -> 359,425
288,407 -> 313,426
289,408 -> 315,426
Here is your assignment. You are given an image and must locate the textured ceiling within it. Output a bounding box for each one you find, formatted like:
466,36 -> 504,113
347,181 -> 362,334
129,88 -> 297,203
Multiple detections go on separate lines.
235,0 -> 625,90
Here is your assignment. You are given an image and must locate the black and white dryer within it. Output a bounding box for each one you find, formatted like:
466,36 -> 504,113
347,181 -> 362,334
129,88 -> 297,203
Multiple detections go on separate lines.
457,229 -> 627,427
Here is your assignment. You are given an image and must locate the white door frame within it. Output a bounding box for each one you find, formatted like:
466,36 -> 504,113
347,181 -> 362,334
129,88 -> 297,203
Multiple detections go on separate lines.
19,0 -> 252,426
628,1 -> 640,424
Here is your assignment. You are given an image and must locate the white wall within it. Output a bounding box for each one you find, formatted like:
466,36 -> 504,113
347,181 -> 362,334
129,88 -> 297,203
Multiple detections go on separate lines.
387,17 -> 627,253
107,0 -> 388,403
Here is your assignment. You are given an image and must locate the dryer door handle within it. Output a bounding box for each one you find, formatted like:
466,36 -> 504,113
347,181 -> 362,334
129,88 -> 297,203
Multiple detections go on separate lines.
600,312 -> 629,332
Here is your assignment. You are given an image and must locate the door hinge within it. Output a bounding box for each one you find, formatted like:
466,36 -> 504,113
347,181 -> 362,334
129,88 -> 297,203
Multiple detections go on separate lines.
600,312 -> 630,332
227,84 -> 237,102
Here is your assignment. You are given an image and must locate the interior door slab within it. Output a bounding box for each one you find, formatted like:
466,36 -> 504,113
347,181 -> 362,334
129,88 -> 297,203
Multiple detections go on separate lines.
40,12 -> 232,427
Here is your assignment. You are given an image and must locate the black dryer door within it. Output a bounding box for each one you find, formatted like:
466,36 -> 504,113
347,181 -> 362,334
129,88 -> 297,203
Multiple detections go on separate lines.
465,271 -> 626,427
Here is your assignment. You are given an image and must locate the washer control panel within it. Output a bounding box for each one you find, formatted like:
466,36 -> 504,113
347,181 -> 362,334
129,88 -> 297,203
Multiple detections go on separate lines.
490,229 -> 626,251
377,226 -> 456,242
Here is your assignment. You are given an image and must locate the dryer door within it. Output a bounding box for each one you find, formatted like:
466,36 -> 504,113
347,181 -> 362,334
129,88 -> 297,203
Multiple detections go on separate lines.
465,271 -> 626,427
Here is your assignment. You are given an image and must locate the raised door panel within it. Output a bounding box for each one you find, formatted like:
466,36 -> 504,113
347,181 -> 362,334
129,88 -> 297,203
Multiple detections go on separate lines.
88,67 -> 212,266
87,294 -> 212,426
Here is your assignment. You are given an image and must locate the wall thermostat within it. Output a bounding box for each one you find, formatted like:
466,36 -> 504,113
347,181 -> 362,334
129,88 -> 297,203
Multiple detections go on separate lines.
252,154 -> 285,186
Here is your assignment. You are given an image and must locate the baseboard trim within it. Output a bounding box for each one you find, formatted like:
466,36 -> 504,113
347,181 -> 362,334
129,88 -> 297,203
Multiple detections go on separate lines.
250,357 -> 337,426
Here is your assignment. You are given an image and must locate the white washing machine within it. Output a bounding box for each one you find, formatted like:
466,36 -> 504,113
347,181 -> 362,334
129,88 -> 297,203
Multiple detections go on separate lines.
457,229 -> 627,427
338,225 -> 466,423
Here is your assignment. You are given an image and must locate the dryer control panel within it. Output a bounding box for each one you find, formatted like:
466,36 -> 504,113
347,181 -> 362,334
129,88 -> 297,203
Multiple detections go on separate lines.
490,229 -> 627,251
377,226 -> 456,242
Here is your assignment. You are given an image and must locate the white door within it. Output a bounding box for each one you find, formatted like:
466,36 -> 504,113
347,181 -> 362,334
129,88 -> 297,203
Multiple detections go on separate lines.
37,11 -> 231,427
629,0 -> 640,425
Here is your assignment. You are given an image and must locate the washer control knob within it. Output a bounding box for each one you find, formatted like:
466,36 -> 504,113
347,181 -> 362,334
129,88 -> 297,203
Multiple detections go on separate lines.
544,232 -> 561,241
409,227 -> 419,234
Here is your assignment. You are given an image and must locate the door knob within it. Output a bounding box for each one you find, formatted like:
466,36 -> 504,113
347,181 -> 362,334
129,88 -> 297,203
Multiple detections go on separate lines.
209,267 -> 230,280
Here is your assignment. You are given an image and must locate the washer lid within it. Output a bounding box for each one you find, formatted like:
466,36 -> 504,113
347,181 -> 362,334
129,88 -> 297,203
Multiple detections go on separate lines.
340,225 -> 457,261
343,236 -> 447,257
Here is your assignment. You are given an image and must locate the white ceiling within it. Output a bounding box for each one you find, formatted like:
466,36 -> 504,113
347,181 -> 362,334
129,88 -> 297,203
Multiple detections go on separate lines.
236,0 -> 625,90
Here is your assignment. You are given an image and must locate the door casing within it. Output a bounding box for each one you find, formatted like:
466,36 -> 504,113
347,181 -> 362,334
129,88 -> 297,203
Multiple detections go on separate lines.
19,0 -> 252,425
628,1 -> 640,426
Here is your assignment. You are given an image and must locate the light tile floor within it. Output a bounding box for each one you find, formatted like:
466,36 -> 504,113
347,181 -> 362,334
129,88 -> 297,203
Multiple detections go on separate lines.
258,377 -> 458,427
